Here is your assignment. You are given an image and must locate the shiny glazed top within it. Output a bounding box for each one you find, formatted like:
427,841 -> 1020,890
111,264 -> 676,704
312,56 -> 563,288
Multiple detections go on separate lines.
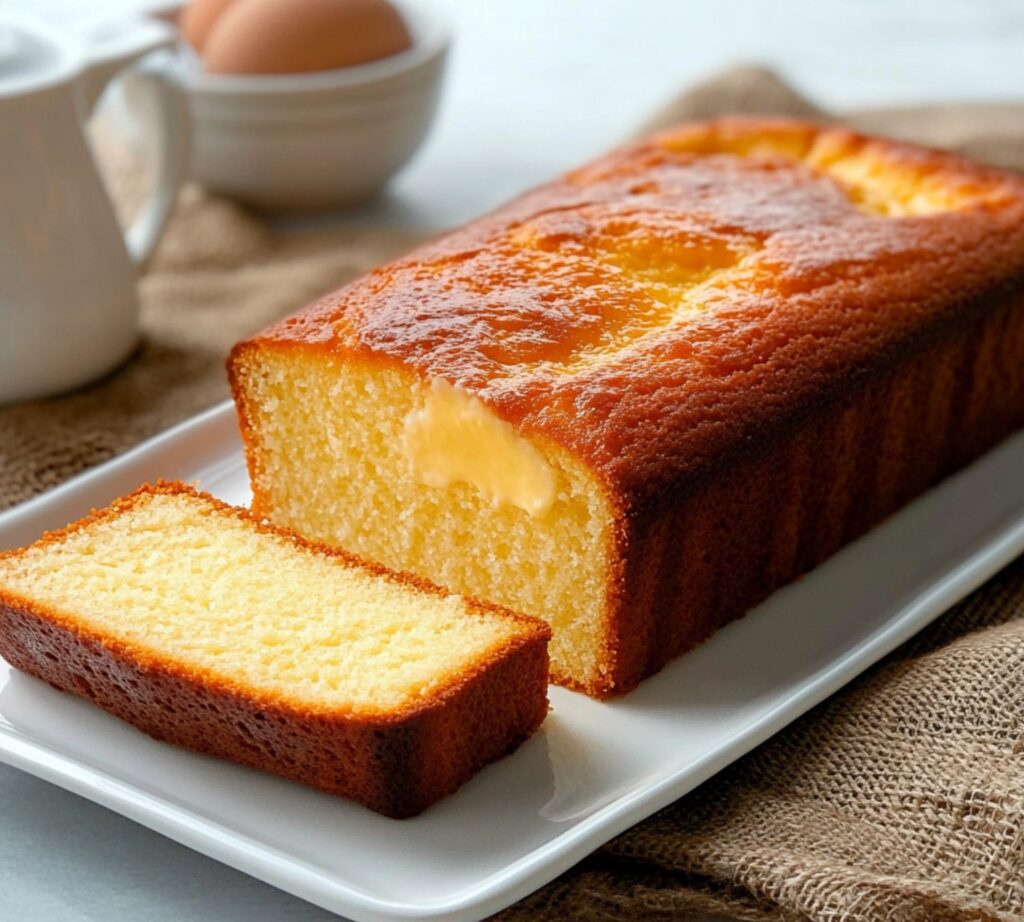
248,119 -> 1024,510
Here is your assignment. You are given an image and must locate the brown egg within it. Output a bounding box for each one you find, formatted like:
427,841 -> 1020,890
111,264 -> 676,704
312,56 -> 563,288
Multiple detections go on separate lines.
202,0 -> 413,75
180,0 -> 238,52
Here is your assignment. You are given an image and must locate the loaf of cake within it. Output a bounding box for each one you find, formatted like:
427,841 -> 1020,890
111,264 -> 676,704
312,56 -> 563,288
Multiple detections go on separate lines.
229,118 -> 1024,697
0,483 -> 550,817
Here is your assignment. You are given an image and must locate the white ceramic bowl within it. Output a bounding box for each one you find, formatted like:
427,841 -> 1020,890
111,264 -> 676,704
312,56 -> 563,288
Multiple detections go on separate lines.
169,1 -> 449,211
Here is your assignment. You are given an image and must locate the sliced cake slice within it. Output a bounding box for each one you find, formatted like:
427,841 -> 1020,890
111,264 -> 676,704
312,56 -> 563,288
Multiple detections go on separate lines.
0,482 -> 550,818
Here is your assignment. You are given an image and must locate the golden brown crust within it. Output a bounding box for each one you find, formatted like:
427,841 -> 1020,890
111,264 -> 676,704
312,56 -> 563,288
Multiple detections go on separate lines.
229,118 -> 1024,696
229,118 -> 1024,504
601,287 -> 1024,694
0,484 -> 551,815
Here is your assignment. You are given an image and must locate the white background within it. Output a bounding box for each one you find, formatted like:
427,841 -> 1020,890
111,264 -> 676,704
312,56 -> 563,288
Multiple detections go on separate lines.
1,0 -> 1022,919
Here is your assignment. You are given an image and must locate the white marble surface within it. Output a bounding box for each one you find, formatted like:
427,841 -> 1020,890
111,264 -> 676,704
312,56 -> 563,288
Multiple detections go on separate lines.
2,0 -> 1023,919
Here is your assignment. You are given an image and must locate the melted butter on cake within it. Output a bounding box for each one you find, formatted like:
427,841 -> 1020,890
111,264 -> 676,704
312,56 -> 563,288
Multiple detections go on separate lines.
402,378 -> 560,516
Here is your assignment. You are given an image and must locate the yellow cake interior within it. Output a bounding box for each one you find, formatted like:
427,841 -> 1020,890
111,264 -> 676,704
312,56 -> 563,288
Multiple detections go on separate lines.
237,351 -> 614,690
0,490 -> 523,714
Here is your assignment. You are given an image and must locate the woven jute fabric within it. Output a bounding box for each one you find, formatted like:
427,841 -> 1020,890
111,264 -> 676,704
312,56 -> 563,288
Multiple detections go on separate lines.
2,66 -> 1023,922
499,561 -> 1024,921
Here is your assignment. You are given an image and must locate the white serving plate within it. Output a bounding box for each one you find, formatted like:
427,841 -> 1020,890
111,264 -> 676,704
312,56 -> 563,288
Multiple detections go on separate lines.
1,400 -> 1023,922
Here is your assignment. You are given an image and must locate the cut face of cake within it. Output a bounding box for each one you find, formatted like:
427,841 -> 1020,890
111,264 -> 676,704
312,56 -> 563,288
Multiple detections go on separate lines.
231,350 -> 613,695
229,118 -> 1024,697
0,483 -> 550,816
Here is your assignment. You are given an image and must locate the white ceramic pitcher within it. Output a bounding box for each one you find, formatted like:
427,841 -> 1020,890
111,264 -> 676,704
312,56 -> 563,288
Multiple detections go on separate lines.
0,15 -> 188,404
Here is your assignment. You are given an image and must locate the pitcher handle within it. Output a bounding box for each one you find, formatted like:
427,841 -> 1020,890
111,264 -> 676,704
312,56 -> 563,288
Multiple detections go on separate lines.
81,19 -> 190,272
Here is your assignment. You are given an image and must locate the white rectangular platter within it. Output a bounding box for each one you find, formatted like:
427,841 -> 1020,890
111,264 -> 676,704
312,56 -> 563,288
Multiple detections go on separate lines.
1,400 -> 1023,922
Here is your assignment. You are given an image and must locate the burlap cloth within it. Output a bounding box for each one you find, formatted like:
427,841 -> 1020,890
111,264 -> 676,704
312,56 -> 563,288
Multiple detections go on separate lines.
2,66 -> 1023,921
